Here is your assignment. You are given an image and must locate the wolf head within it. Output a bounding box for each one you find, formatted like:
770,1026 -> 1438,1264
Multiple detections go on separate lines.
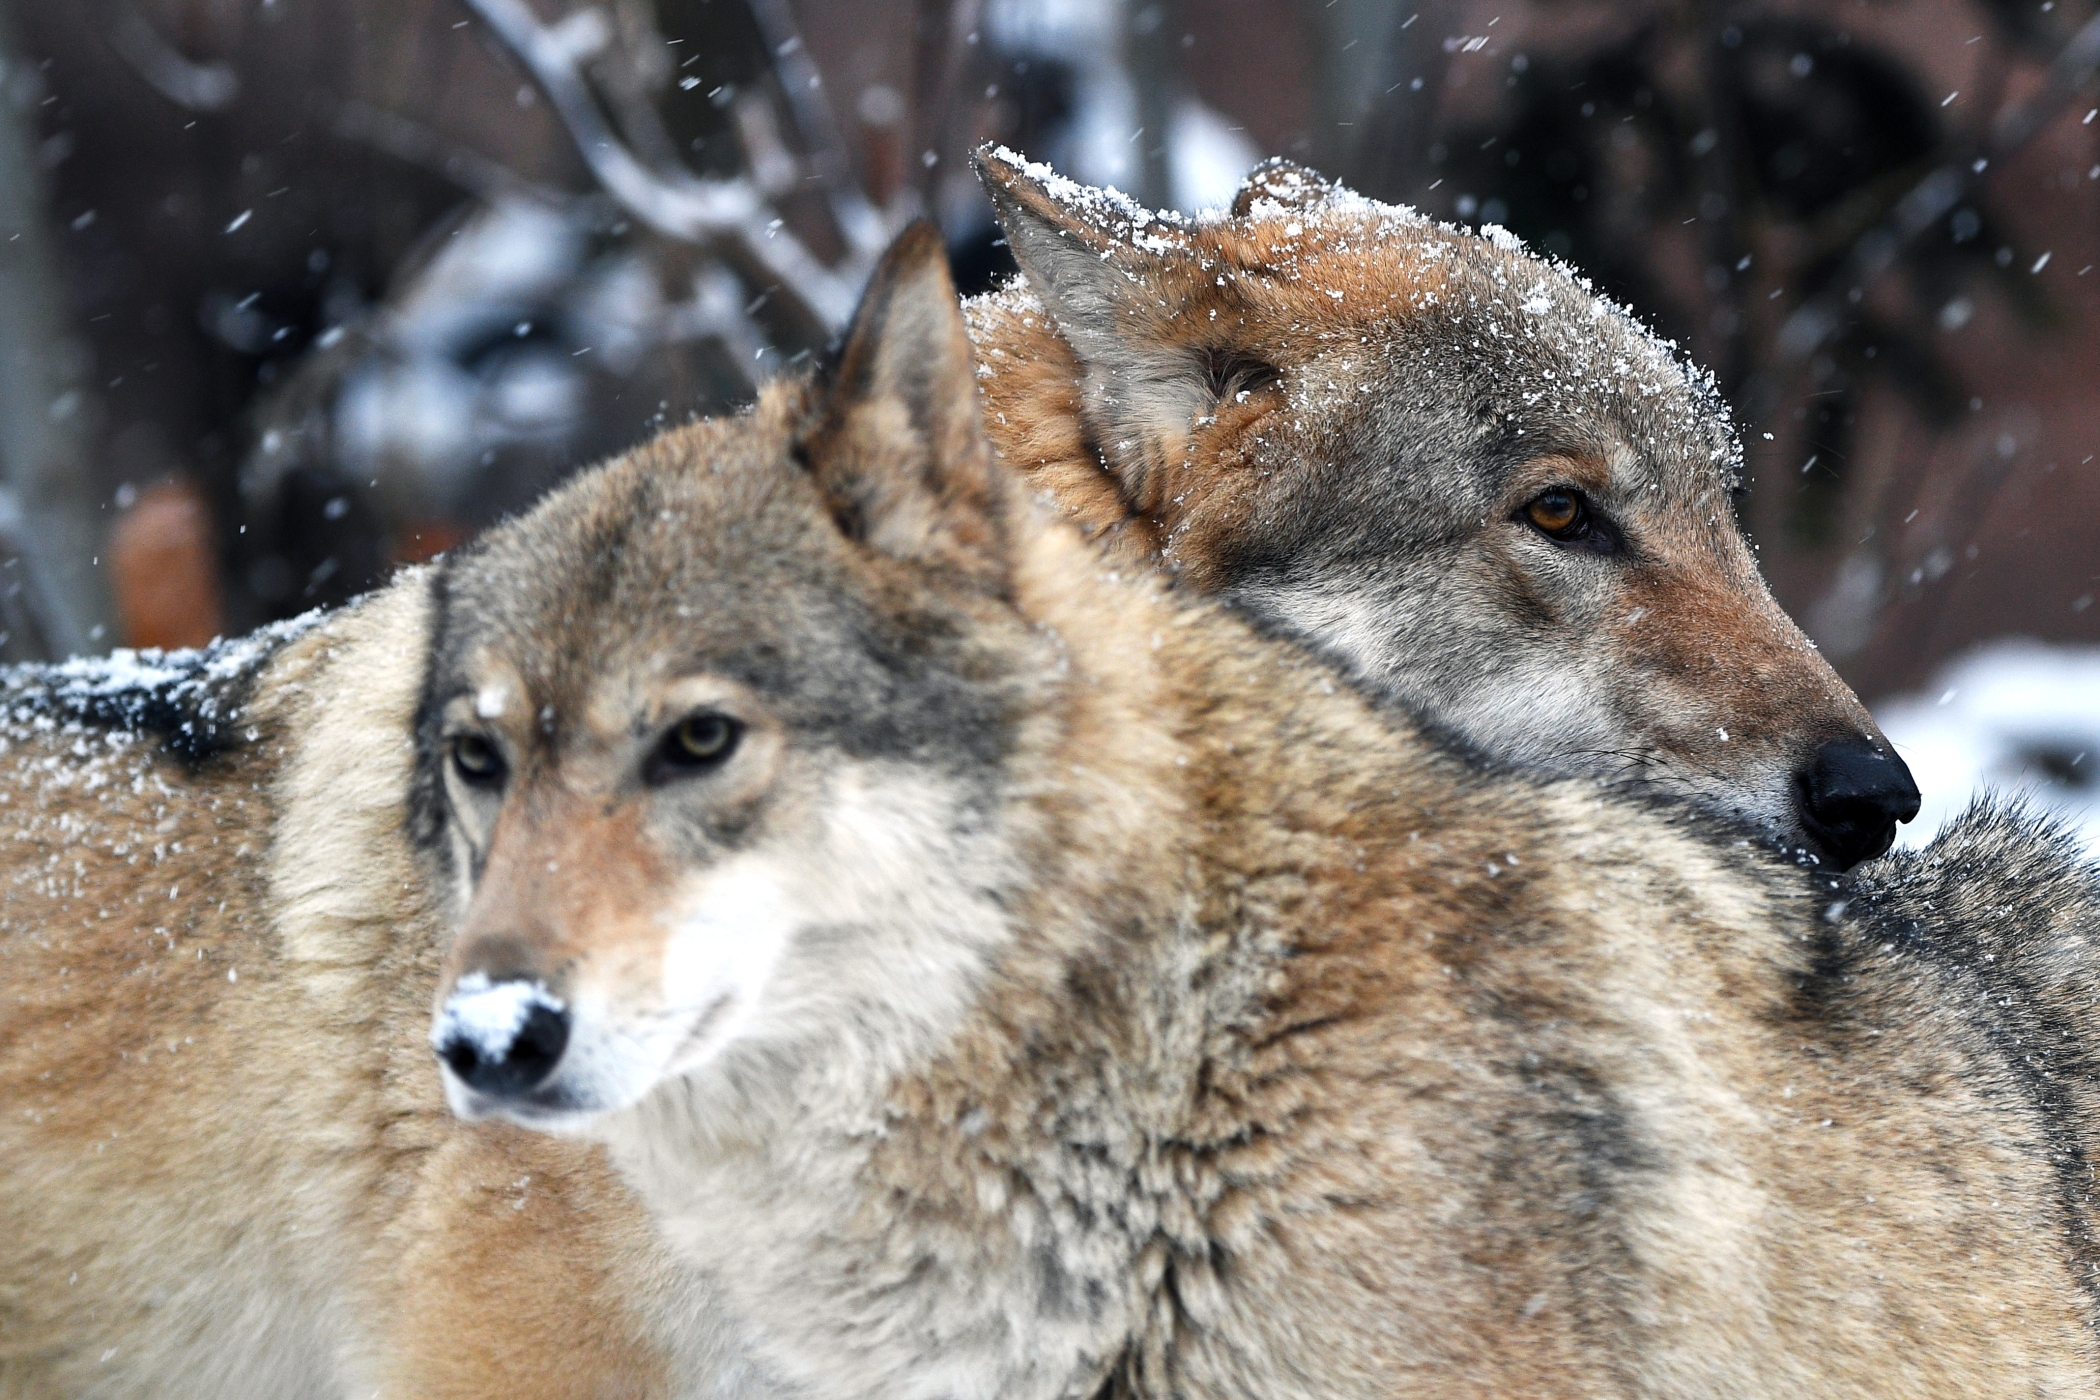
974,148 -> 1917,869
420,226 -> 1043,1128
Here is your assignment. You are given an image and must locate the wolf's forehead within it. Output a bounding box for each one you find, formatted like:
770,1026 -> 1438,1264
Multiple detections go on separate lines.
1249,222 -> 1722,419
437,482 -> 845,691
443,564 -> 830,697
1437,262 -> 1735,479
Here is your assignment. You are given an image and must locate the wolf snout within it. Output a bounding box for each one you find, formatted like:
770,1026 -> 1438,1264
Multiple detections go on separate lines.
432,973 -> 570,1099
1796,735 -> 1922,869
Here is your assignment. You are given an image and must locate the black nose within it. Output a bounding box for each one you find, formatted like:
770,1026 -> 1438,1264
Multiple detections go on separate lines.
1796,735 -> 1922,869
436,996 -> 570,1099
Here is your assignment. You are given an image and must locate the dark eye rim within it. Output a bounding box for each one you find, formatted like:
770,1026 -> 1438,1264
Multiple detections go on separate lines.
648,711 -> 744,782
1515,487 -> 1621,555
449,732 -> 507,787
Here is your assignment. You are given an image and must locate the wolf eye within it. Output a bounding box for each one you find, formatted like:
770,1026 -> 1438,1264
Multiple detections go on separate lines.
451,733 -> 504,786
1518,488 -> 1621,555
1525,488 -> 1584,536
655,713 -> 741,778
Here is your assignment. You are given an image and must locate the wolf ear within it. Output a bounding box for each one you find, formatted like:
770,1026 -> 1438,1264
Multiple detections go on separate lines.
802,221 -> 1007,587
971,145 -> 1196,351
1230,157 -> 1338,218
974,146 -> 1238,510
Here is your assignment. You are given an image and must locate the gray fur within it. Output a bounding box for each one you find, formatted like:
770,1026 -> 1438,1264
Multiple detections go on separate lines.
417,224 -> 2100,1397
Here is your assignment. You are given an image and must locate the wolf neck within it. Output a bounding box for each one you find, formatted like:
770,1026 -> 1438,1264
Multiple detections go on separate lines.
609,515 -> 1370,1396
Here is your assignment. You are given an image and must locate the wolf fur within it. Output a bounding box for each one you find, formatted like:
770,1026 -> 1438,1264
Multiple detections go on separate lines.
964,148 -> 1913,868
4,225 -> 2099,1400
0,562 -> 744,1400
420,228 -> 2100,1397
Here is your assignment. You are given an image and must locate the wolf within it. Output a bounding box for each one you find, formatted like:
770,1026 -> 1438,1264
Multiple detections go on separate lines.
8,221 -> 2097,1399
407,225 -> 2100,1396
964,148 -> 1919,871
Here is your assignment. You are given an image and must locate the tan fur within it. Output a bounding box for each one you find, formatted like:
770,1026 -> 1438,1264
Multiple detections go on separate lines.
0,226 -> 2093,1399
966,217 -> 1451,584
967,276 -> 1867,790
0,592 -> 411,1397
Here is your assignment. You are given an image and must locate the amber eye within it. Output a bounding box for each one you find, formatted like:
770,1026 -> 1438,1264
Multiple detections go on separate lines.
451,733 -> 504,785
1524,488 -> 1586,538
660,713 -> 741,773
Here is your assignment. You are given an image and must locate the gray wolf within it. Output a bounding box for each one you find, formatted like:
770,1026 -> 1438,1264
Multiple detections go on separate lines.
10,222 -> 2091,1398
966,148 -> 1919,870
417,226 -> 2100,1397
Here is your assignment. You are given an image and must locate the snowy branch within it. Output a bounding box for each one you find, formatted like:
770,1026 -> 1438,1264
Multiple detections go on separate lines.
740,0 -> 891,260
104,1 -> 239,112
329,97 -> 581,214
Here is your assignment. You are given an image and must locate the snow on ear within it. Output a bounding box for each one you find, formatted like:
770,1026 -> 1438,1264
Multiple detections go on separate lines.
1230,157 -> 1339,218
973,145 -> 1226,496
972,144 -> 1196,331
802,221 -> 1008,588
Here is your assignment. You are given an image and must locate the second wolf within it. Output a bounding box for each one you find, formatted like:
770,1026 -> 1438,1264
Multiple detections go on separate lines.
6,224 -> 2099,1399
967,149 -> 1919,869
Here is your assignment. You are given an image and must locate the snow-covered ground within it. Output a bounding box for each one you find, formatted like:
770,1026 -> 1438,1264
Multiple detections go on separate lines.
1874,638 -> 2100,852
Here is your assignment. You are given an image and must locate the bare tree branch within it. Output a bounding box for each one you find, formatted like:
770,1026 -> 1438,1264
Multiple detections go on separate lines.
103,0 -> 239,111
1769,7 -> 2100,375
909,0 -> 983,202
458,0 -> 866,331
740,0 -> 890,258
671,265 -> 780,385
329,96 -> 582,214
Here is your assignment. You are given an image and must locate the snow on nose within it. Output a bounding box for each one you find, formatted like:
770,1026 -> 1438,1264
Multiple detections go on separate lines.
432,972 -> 570,1097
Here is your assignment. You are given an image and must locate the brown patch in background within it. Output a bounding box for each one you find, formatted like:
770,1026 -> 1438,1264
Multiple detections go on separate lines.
109,478 -> 223,650
1175,0 -> 1313,158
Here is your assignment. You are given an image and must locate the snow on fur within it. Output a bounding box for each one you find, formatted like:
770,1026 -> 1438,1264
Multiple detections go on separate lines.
0,610 -> 325,759
984,144 -> 1742,483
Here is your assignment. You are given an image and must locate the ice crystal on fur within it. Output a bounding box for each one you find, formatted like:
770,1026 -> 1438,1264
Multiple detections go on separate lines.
985,143 -> 1190,255
983,143 -> 1734,483
0,610 -> 323,760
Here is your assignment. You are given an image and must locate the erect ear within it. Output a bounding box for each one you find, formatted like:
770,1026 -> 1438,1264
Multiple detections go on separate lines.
972,144 -> 1195,357
801,221 -> 1007,588
974,146 -> 1276,514
1230,157 -> 1338,218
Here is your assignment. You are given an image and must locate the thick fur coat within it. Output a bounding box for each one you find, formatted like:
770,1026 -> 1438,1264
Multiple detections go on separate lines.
1,227 -> 2097,1400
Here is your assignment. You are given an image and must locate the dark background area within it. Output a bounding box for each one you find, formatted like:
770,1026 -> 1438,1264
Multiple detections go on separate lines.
0,0 -> 2094,710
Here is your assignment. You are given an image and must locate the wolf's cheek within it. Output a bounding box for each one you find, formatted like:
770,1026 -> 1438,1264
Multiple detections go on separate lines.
655,856 -> 800,1075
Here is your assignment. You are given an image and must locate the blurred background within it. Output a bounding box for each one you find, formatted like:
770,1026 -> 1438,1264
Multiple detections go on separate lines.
0,0 -> 2094,843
